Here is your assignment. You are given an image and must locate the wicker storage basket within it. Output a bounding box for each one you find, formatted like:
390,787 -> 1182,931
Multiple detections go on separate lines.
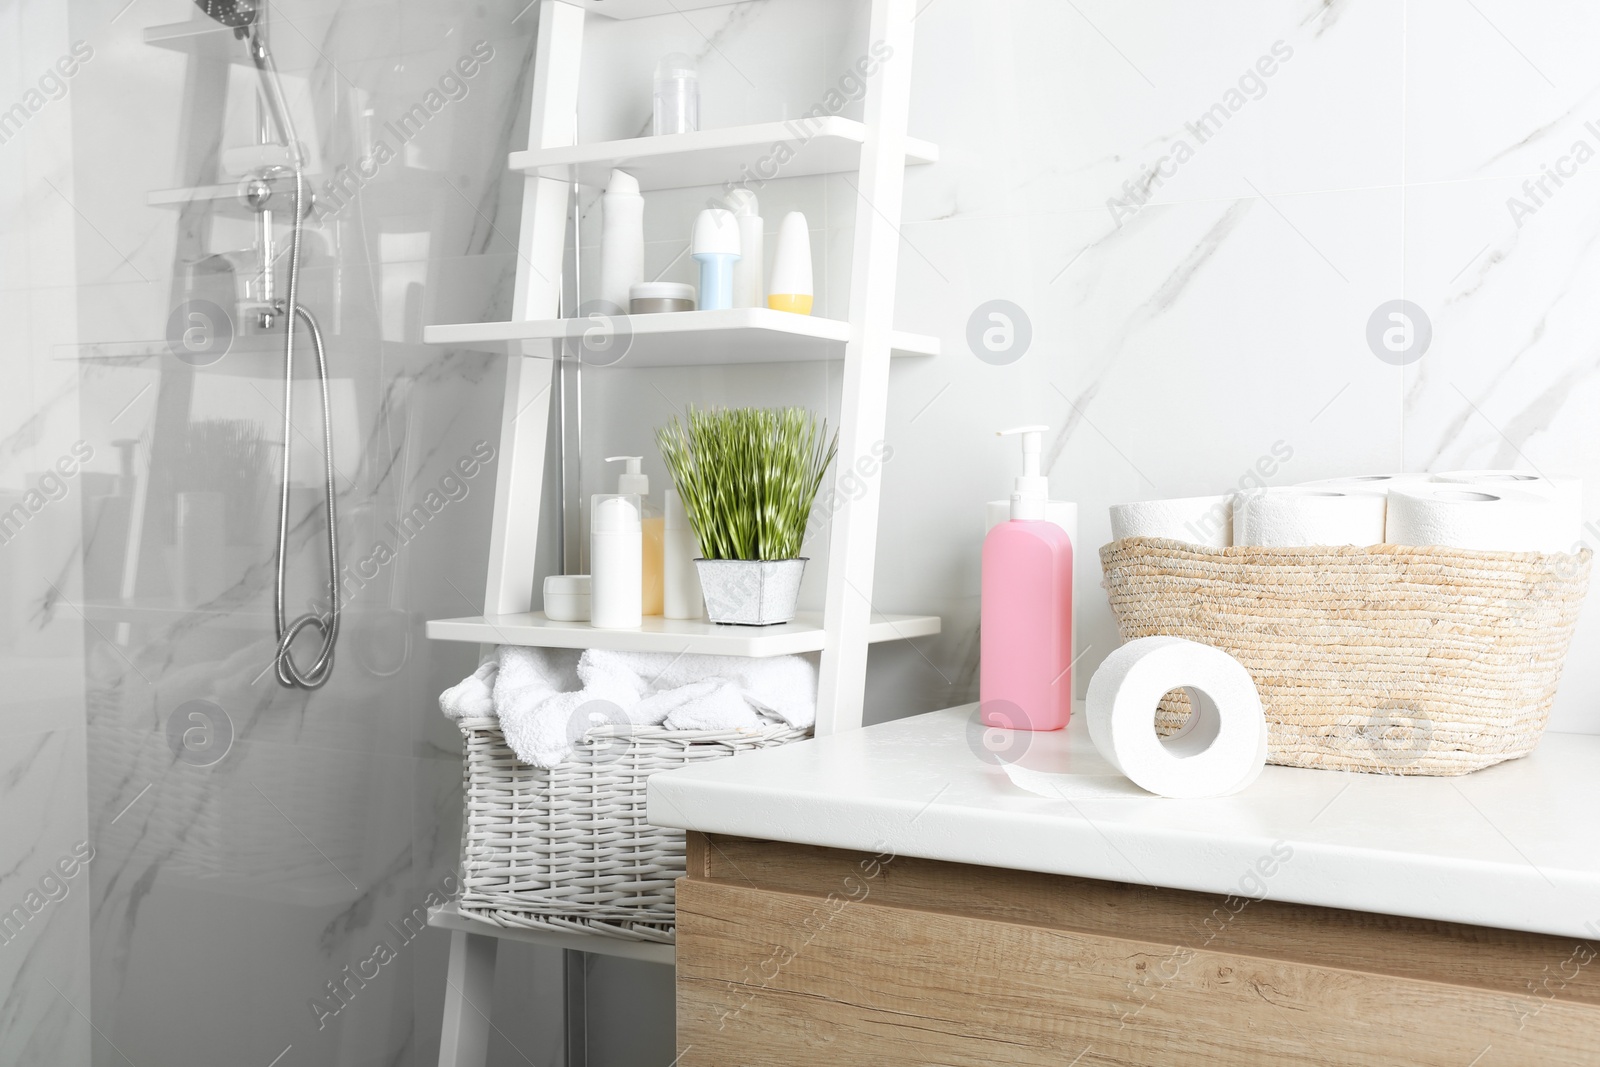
456,717 -> 808,942
1100,537 -> 1592,776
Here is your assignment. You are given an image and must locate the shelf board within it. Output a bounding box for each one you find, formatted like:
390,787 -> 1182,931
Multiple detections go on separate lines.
426,610 -> 941,657
79,599 -> 273,625
143,19 -> 323,72
53,335 -> 436,364
567,0 -> 748,19
144,19 -> 252,61
428,903 -> 675,964
509,117 -> 938,191
147,180 -> 314,219
77,599 -> 402,628
149,165 -> 442,219
422,307 -> 938,366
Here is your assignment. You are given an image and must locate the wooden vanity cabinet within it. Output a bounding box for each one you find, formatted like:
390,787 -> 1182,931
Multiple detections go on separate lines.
674,833 -> 1600,1066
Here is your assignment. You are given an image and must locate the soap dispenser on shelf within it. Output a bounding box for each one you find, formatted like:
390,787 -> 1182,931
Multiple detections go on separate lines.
980,426 -> 1073,732
605,456 -> 664,617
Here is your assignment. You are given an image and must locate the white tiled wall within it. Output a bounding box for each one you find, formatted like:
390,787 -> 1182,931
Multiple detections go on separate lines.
574,0 -> 1600,735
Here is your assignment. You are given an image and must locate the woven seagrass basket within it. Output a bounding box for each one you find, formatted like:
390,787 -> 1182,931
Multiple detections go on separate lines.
456,717 -> 808,942
1100,537 -> 1592,776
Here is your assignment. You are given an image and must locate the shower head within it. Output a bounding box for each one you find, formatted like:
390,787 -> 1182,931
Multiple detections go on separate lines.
194,0 -> 258,32
194,0 -> 303,168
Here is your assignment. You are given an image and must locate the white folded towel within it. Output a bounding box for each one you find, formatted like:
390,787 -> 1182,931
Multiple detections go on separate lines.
493,645 -> 581,709
437,646 -> 817,768
438,658 -> 498,720
489,647 -> 587,768
656,679 -> 766,731
581,649 -> 817,730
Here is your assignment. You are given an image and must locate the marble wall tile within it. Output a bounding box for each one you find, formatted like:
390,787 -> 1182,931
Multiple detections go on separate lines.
570,0 -> 1597,740
2,0 -> 549,1063
0,2 -> 95,1062
0,728 -> 92,1067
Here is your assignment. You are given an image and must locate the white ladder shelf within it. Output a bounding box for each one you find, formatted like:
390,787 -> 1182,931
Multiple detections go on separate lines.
428,1 -> 934,1064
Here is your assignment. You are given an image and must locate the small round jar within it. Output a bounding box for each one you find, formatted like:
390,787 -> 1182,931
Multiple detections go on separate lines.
543,574 -> 592,622
630,282 -> 696,314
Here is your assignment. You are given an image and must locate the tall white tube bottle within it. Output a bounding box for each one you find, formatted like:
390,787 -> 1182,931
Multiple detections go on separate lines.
590,492 -> 642,629
600,169 -> 643,312
725,188 -> 764,309
664,488 -> 704,619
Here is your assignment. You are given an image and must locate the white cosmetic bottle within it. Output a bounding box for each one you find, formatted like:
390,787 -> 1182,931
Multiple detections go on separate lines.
724,188 -> 764,309
691,208 -> 740,311
664,487 -> 705,619
590,485 -> 642,630
607,455 -> 664,615
600,169 -> 643,312
767,211 -> 813,314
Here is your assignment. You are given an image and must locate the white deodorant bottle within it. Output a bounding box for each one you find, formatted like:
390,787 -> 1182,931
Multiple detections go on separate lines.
767,211 -> 813,314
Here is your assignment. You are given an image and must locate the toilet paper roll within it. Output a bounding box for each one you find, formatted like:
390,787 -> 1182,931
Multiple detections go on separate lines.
1233,487 -> 1387,547
1430,470 -> 1582,532
1300,473 -> 1435,495
1109,495 -> 1232,548
1386,484 -> 1573,553
1085,636 -> 1268,799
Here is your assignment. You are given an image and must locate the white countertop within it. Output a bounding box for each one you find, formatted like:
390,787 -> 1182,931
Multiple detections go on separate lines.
647,705 -> 1600,940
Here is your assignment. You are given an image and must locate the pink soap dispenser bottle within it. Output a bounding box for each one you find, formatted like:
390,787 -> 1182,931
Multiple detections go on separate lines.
980,425 -> 1074,732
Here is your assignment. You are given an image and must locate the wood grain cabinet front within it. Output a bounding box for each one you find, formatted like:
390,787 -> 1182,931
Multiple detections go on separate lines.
674,834 -> 1600,1066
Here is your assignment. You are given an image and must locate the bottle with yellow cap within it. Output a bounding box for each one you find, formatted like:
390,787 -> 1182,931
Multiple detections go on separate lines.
767,211 -> 813,315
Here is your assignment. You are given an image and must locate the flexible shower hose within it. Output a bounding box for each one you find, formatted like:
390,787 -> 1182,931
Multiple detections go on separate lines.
272,165 -> 341,689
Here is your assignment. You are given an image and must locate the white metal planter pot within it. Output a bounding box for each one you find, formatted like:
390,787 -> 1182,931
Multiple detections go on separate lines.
696,558 -> 807,625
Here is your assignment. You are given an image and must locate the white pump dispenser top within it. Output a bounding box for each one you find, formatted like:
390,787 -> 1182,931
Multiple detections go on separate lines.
606,455 -> 649,497
997,425 -> 1049,520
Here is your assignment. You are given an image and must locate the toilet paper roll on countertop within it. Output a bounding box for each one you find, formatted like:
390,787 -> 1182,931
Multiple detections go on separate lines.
1109,495 -> 1232,548
1085,636 -> 1269,799
1386,484 -> 1575,553
1232,487 -> 1388,547
1430,470 -> 1582,530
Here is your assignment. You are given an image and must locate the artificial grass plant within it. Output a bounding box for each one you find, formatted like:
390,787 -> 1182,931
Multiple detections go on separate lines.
656,406 -> 838,561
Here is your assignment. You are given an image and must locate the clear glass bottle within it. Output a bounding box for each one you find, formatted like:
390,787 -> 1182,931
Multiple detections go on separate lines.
653,53 -> 700,136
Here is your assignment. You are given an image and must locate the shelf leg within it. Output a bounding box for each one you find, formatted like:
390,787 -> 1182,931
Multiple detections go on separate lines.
438,929 -> 499,1067
481,0 -> 583,619
564,949 -> 589,1067
815,0 -> 919,735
